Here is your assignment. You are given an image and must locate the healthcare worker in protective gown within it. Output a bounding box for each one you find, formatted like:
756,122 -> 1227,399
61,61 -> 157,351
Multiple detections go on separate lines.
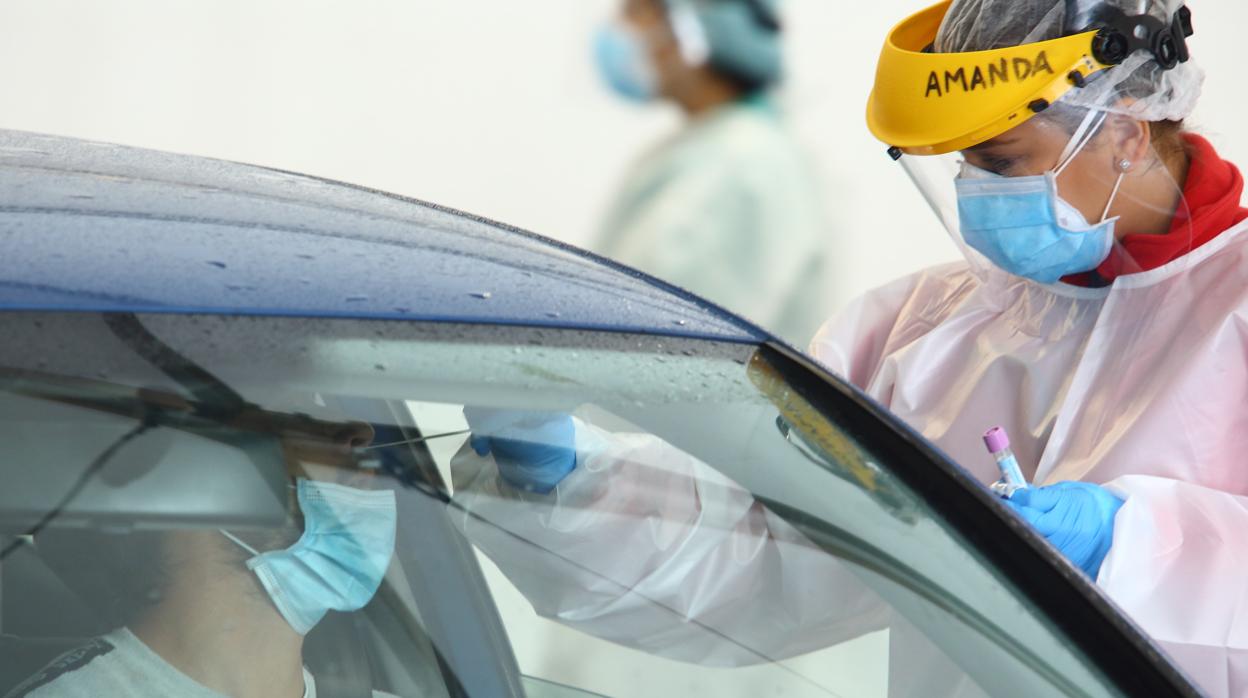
454,0 -> 1248,695
592,0 -> 832,344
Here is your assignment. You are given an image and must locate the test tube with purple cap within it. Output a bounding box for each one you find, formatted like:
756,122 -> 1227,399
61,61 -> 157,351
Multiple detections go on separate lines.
984,427 -> 1029,495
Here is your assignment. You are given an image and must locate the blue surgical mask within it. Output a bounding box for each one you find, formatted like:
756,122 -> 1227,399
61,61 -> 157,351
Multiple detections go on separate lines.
954,113 -> 1124,284
222,479 -> 397,635
593,23 -> 657,102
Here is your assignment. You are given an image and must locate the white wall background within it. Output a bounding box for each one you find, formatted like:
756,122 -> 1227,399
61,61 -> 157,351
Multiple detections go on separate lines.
1,0 -> 1244,317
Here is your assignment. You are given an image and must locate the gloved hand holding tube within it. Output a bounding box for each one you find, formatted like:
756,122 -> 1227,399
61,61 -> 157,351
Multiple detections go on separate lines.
1004,482 -> 1124,579
463,408 -> 578,494
984,427 -> 1028,497
984,427 -> 1125,579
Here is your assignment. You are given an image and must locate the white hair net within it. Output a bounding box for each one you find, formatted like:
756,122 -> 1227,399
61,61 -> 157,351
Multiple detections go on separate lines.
674,0 -> 784,89
934,0 -> 1204,121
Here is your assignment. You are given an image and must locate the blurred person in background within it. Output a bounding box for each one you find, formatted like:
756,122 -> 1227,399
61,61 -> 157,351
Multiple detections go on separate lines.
592,0 -> 832,344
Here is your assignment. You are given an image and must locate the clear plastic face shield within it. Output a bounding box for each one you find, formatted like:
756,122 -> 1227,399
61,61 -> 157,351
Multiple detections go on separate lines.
862,0 -> 1215,518
867,0 -> 1201,286
897,100 -> 1193,285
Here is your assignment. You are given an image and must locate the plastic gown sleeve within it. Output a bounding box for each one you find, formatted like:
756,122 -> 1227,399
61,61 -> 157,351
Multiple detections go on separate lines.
1098,475 -> 1248,698
449,418 -> 890,666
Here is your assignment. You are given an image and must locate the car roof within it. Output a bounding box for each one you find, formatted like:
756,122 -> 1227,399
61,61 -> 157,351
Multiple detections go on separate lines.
0,130 -> 765,344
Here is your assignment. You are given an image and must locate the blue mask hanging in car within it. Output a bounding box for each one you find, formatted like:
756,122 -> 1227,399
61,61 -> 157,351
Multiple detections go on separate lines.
222,479 -> 397,635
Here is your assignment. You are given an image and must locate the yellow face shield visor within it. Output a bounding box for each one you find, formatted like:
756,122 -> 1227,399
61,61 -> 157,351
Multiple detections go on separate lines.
866,0 -> 1112,156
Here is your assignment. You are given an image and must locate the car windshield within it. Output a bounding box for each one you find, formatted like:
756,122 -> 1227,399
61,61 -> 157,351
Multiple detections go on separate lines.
0,312 -> 1128,698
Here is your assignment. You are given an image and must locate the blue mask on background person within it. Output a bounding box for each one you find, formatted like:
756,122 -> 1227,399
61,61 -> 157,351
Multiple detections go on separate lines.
593,23 -> 658,102
222,479 -> 396,635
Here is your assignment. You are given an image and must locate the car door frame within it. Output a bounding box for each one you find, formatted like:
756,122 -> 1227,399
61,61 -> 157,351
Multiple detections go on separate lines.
756,340 -> 1200,697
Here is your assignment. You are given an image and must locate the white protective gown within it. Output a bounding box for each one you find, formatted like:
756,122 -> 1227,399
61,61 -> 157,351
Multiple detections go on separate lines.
595,98 -> 834,345
814,221 -> 1248,698
454,220 -> 1248,698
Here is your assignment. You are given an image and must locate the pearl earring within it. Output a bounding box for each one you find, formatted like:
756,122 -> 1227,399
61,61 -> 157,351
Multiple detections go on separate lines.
1119,159 -> 1132,171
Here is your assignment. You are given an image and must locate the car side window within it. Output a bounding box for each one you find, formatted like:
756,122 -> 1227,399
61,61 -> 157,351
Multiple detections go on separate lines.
410,398 -> 894,697
396,338 -> 1125,697
0,314 -> 1163,698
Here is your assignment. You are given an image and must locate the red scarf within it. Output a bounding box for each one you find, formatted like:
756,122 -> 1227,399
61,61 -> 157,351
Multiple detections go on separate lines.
1066,134 -> 1248,285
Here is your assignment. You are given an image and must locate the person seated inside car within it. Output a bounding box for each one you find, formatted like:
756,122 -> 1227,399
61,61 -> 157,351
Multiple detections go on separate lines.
5,404 -> 401,698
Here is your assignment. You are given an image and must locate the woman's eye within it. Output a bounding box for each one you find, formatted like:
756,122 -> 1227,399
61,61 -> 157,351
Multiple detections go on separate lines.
987,157 -> 1018,175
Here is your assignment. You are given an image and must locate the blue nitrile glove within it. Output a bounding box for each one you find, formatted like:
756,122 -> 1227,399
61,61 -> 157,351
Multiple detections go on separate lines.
462,408 -> 577,494
1004,481 -> 1125,579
